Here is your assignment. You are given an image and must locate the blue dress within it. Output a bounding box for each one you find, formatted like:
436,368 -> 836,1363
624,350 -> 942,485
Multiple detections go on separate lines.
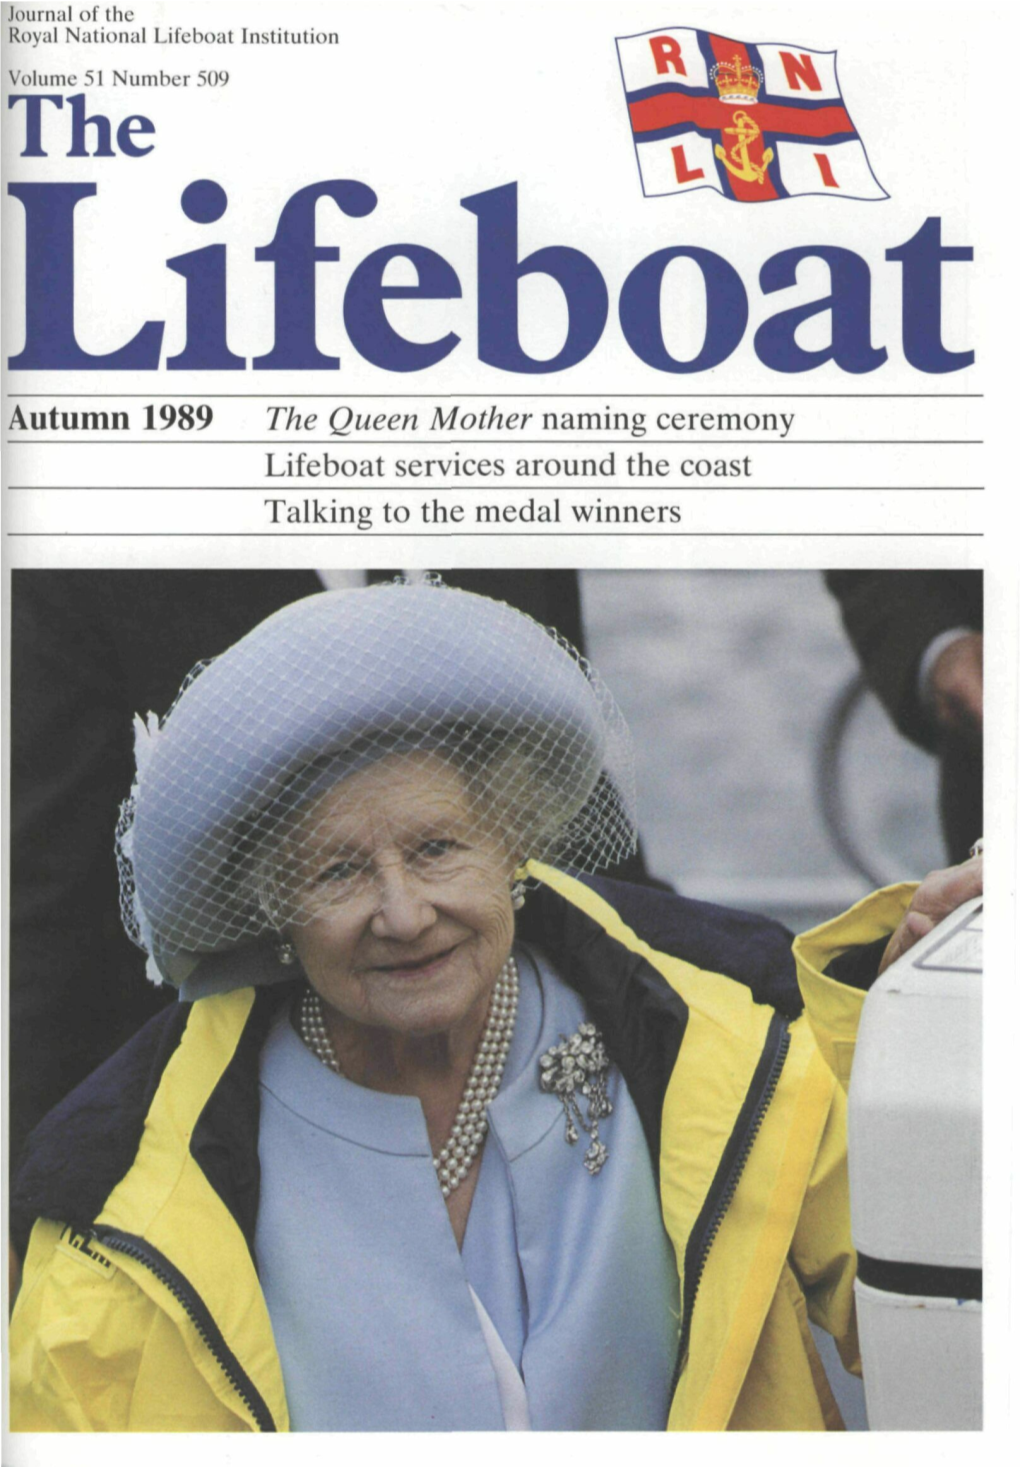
255,944 -> 679,1430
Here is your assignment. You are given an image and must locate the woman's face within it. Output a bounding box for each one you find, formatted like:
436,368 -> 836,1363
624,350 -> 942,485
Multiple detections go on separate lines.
284,753 -> 517,1041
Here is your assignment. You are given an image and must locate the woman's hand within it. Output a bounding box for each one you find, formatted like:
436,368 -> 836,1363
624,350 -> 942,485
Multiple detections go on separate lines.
878,853 -> 983,976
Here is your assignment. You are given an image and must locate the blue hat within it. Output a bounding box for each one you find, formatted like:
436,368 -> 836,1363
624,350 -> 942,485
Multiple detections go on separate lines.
119,582 -> 635,984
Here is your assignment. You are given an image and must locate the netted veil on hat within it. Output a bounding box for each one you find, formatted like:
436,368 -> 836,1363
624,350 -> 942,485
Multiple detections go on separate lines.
117,580 -> 638,985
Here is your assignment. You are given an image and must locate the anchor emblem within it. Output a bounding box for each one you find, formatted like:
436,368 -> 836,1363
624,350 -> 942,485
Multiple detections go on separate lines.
714,110 -> 774,185
708,54 -> 774,187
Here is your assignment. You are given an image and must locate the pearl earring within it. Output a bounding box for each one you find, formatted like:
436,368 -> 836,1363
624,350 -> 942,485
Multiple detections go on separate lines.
511,880 -> 526,911
277,938 -> 298,966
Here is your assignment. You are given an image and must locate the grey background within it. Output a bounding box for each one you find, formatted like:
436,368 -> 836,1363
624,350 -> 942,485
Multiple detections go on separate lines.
583,569 -> 943,924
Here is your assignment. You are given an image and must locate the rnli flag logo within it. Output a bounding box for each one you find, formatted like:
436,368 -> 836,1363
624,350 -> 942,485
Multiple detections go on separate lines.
616,27 -> 887,202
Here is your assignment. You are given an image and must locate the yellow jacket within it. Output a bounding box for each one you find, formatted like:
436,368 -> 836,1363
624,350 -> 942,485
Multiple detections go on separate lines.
9,868 -> 913,1432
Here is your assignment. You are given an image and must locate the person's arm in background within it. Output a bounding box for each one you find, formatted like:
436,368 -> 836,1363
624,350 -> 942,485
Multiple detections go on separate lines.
824,571 -> 982,750
919,629 -> 983,746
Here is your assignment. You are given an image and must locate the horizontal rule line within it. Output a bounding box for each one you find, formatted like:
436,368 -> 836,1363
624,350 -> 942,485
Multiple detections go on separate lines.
7,532 -> 984,539
3,492 -> 986,498
3,392 -> 985,400
4,439 -> 984,447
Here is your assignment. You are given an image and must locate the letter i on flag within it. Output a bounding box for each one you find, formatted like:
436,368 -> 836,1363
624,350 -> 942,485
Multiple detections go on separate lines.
616,27 -> 888,202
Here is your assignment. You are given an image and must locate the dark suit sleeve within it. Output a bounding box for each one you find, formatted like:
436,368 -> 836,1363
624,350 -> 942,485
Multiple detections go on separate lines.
824,571 -> 982,750
8,573 -> 171,1169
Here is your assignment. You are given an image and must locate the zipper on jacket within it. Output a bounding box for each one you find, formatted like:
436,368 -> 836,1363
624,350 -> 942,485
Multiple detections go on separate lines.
90,1224 -> 277,1432
669,1011 -> 792,1397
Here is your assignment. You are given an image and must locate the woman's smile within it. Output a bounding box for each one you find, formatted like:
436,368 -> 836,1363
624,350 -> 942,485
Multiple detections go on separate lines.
366,942 -> 463,980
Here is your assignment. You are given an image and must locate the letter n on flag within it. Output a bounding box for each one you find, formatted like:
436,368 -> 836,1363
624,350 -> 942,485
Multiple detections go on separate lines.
615,27 -> 888,202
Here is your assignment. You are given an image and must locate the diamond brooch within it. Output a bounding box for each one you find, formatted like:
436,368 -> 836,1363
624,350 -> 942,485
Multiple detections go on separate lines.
538,1022 -> 613,1175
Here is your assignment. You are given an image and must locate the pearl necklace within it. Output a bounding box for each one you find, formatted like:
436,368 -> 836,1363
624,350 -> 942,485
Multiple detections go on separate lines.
297,955 -> 519,1199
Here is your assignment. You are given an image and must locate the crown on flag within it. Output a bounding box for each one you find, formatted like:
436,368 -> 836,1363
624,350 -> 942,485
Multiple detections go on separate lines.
710,55 -> 763,104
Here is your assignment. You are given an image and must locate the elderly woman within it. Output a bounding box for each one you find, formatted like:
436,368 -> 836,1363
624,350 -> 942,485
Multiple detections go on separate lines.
10,581 -> 981,1432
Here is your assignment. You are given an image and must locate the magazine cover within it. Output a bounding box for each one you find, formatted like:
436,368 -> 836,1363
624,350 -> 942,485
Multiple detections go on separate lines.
2,0 -> 1014,1455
